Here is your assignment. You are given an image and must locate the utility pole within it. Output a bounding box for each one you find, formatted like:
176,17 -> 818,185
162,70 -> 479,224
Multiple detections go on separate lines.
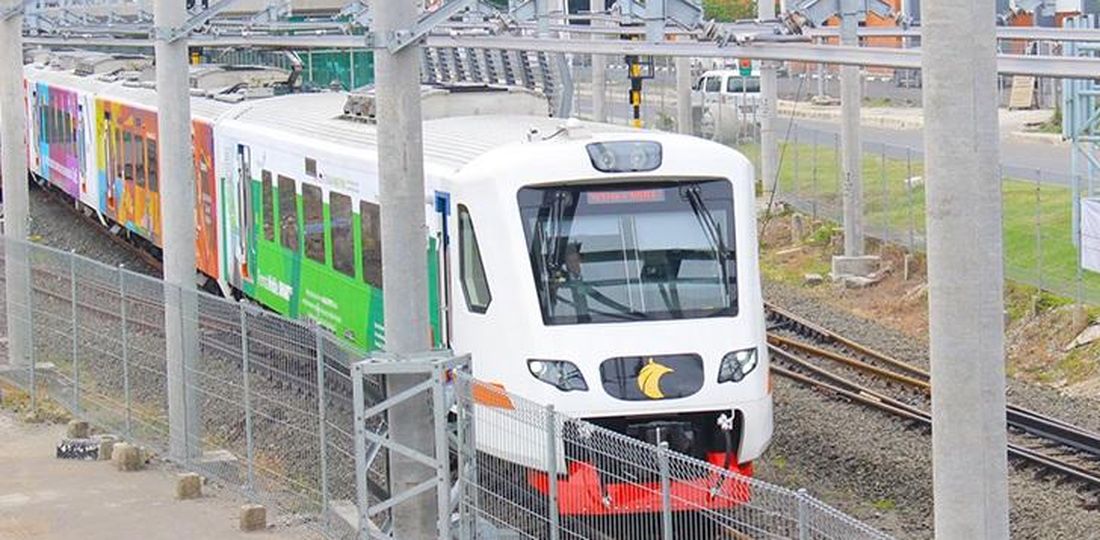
676,55 -> 692,134
154,0 -> 200,461
374,1 -> 437,537
591,0 -> 607,122
923,0 -> 1010,537
839,0 -> 862,257
1,0 -> 30,372
758,0 -> 779,197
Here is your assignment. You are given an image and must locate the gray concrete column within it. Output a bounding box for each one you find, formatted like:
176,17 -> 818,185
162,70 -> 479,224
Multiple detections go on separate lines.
922,1 -> 1010,538
374,1 -> 436,537
154,0 -> 200,461
758,0 -> 778,197
590,0 -> 607,123
1,0 -> 30,370
675,57 -> 692,135
839,0 -> 864,257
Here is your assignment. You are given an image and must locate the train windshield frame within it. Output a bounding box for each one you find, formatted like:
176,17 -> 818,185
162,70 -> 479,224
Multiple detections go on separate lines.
518,179 -> 738,326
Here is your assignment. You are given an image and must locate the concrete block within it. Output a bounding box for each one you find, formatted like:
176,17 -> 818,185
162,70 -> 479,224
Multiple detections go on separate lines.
239,504 -> 267,532
831,255 -> 881,279
790,214 -> 805,244
113,443 -> 144,472
176,473 -> 202,500
66,420 -> 89,439
98,439 -> 115,461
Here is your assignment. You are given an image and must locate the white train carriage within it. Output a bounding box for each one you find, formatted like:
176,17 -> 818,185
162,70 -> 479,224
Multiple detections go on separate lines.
219,87 -> 772,515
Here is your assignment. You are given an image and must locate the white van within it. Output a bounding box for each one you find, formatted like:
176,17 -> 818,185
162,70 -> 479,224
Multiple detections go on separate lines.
692,69 -> 761,141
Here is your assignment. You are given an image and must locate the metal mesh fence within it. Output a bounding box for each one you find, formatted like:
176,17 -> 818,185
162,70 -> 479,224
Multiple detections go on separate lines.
446,371 -> 891,540
0,237 -> 358,539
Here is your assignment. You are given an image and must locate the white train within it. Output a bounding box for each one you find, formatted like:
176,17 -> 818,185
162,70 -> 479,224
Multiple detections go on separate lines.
23,56 -> 772,516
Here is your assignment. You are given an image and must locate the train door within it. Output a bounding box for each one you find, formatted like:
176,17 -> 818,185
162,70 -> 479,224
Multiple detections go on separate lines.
235,143 -> 253,285
102,111 -> 118,215
434,191 -> 453,348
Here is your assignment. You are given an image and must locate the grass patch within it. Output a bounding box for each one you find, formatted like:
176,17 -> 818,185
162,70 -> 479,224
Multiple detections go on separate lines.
738,138 -> 1100,305
871,498 -> 897,512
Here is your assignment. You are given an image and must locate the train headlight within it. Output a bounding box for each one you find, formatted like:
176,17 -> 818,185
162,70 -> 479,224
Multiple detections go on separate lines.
718,348 -> 758,383
527,359 -> 589,392
586,141 -> 662,173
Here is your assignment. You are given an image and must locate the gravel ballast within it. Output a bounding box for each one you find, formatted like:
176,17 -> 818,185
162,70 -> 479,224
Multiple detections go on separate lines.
761,280 -> 1100,540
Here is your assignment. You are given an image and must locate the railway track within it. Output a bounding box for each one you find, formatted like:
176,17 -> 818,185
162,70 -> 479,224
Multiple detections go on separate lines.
765,301 -> 1100,496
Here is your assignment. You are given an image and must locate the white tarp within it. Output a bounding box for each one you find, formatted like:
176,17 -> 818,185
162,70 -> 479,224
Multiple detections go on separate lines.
1082,198 -> 1100,273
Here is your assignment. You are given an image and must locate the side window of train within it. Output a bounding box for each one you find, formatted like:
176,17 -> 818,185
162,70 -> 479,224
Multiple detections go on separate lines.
147,142 -> 158,192
457,205 -> 491,314
122,131 -> 134,181
330,192 -> 355,278
134,135 -> 146,187
302,183 -> 325,263
261,171 -> 274,242
277,175 -> 300,252
360,201 -> 382,288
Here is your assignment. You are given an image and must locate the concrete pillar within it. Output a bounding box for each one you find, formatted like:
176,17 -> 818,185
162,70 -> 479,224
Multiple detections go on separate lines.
922,1 -> 1010,538
590,0 -> 606,123
676,56 -> 692,135
154,0 -> 200,461
1,0 -> 30,370
759,0 -> 779,198
374,2 -> 437,538
839,0 -> 864,257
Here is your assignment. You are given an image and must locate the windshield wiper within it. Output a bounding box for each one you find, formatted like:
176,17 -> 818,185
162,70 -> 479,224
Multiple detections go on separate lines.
683,184 -> 733,308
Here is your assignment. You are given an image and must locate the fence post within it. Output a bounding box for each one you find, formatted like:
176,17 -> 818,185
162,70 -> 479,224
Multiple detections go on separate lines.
314,325 -> 330,518
1036,169 -> 1044,295
545,404 -> 560,540
351,362 -> 369,539
658,441 -> 673,540
25,245 -> 36,412
239,304 -> 254,491
69,251 -> 79,414
118,266 -> 131,438
797,488 -> 809,540
457,374 -> 477,540
812,130 -> 819,221
792,131 -> 800,200
431,361 -> 451,540
906,147 -> 915,253
881,144 -> 889,250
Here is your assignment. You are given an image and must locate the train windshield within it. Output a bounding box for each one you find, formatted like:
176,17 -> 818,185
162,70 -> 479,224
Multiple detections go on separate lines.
518,179 -> 737,325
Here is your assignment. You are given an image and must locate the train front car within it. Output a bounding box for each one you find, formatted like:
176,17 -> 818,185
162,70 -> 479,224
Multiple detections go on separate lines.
447,123 -> 772,517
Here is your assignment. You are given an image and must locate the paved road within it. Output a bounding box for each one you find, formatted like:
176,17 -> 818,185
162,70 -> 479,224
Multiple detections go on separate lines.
0,410 -> 316,540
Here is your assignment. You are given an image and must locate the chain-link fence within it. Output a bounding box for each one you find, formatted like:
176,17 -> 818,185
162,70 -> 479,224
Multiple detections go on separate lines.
0,236 -> 359,539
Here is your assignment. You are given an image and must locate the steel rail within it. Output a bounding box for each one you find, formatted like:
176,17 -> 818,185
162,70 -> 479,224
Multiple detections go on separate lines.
770,346 -> 1100,489
20,32 -> 1100,78
767,302 -> 1100,459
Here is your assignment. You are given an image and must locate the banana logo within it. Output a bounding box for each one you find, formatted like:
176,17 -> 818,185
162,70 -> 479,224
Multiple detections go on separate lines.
637,359 -> 675,400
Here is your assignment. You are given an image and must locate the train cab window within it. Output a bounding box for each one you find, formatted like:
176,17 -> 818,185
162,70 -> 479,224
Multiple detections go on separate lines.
457,205 -> 491,313
360,201 -> 382,288
147,142 -> 158,192
302,183 -> 325,263
134,135 -> 146,187
330,192 -> 355,277
277,175 -> 299,252
261,171 -> 274,242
